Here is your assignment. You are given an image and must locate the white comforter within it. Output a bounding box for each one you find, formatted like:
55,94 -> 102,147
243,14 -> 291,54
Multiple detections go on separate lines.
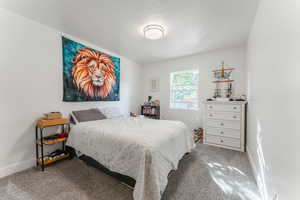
67,117 -> 195,200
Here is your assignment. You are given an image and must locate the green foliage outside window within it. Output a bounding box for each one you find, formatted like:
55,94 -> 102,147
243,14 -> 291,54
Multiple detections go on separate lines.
170,70 -> 199,110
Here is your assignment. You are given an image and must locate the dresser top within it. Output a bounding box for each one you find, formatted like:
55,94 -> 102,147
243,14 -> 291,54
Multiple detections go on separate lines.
204,100 -> 247,105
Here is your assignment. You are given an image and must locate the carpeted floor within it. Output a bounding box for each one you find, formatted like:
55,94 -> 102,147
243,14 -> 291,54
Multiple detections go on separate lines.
0,143 -> 260,200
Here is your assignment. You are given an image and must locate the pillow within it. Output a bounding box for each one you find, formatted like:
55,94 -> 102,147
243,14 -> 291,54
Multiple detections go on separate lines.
70,112 -> 79,124
72,108 -> 106,123
97,107 -> 123,119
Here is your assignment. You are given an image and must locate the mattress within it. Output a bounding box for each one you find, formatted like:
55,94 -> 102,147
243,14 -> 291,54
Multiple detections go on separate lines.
66,117 -> 194,200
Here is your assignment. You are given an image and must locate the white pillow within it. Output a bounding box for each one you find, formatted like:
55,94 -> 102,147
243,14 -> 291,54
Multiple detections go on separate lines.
98,107 -> 123,119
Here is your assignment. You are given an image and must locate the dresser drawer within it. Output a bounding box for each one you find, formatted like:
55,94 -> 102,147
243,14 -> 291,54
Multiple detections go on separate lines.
205,135 -> 241,148
206,119 -> 240,130
207,112 -> 240,120
205,128 -> 240,139
207,104 -> 241,112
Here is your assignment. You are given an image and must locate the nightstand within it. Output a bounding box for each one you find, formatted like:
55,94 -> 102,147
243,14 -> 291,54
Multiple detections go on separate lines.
141,105 -> 160,119
36,118 -> 70,171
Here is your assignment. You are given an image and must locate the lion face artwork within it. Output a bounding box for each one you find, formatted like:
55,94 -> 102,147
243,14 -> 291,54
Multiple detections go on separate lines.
62,37 -> 120,101
72,48 -> 116,98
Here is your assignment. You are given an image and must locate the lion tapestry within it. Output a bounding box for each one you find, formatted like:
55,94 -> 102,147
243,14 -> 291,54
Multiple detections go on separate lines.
62,37 -> 120,101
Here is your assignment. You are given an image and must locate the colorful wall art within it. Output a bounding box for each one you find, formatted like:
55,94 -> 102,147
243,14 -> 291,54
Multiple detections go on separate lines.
62,37 -> 120,101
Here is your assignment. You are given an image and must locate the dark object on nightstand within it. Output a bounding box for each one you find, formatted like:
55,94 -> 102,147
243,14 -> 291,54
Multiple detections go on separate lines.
36,118 -> 70,171
141,105 -> 160,119
235,98 -> 246,101
130,112 -> 137,117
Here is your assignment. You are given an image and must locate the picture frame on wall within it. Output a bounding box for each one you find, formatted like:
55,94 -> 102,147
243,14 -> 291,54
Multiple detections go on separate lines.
150,79 -> 160,92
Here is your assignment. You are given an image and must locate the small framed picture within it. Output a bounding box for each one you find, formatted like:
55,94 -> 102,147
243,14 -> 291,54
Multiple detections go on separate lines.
150,79 -> 160,92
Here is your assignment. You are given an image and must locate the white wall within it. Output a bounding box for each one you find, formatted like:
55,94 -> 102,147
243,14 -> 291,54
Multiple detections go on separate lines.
0,9 -> 141,177
142,47 -> 246,129
246,0 -> 300,199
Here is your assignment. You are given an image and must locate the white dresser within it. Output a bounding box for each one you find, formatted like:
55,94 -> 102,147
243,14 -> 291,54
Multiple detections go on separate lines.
203,101 -> 247,152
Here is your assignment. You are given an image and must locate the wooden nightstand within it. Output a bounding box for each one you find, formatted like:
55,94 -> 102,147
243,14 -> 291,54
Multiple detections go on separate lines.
36,118 -> 70,171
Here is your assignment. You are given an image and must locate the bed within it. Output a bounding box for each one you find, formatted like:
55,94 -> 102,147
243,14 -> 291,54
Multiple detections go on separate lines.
66,109 -> 194,200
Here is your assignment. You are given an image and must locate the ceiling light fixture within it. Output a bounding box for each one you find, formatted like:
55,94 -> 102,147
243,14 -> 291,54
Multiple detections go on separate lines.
143,24 -> 165,40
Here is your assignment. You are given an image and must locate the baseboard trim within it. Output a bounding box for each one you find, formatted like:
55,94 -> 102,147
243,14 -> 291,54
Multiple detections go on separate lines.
0,159 -> 35,178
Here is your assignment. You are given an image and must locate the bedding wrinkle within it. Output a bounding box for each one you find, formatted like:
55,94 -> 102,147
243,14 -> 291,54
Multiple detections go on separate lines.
67,117 -> 194,200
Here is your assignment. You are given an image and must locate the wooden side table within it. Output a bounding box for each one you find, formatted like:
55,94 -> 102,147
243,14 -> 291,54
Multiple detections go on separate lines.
36,118 -> 70,171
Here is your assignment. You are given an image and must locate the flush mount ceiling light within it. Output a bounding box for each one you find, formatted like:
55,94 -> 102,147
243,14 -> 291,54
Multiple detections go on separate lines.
143,24 -> 165,40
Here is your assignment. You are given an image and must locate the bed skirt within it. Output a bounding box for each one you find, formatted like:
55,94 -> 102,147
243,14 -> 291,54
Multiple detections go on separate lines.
66,146 -> 170,199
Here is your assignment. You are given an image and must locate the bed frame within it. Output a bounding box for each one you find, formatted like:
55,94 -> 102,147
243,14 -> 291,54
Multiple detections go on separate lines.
66,146 -> 169,199
80,154 -> 136,188
67,114 -> 184,199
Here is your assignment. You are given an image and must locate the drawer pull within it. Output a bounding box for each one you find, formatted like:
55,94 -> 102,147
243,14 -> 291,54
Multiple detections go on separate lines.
220,131 -> 224,134
233,116 -> 237,119
220,140 -> 224,143
233,107 -> 237,110
209,106 -> 213,109
220,123 -> 224,126
209,114 -> 213,117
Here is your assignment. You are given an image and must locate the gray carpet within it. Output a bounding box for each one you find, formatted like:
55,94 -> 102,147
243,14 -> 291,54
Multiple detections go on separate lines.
0,143 -> 261,200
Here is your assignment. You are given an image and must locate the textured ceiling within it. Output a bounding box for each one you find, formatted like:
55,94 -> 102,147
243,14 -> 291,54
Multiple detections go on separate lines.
0,0 -> 259,63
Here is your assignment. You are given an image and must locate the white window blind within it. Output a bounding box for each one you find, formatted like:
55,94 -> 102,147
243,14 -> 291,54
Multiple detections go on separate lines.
170,70 -> 199,110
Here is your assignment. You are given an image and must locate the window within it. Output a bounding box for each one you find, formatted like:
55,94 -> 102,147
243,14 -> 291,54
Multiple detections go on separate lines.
170,70 -> 199,110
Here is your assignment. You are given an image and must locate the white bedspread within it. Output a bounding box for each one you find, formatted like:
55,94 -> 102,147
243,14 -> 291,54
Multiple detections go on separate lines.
66,117 -> 195,200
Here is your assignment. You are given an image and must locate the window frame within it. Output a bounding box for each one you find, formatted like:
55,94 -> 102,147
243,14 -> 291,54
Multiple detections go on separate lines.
169,70 -> 199,111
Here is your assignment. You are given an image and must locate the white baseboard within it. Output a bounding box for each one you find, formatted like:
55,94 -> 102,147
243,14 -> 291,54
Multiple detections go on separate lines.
0,159 -> 35,178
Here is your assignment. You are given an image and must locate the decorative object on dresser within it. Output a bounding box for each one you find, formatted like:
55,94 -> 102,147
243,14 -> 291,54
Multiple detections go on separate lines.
203,101 -> 247,152
36,113 -> 70,171
212,61 -> 235,101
